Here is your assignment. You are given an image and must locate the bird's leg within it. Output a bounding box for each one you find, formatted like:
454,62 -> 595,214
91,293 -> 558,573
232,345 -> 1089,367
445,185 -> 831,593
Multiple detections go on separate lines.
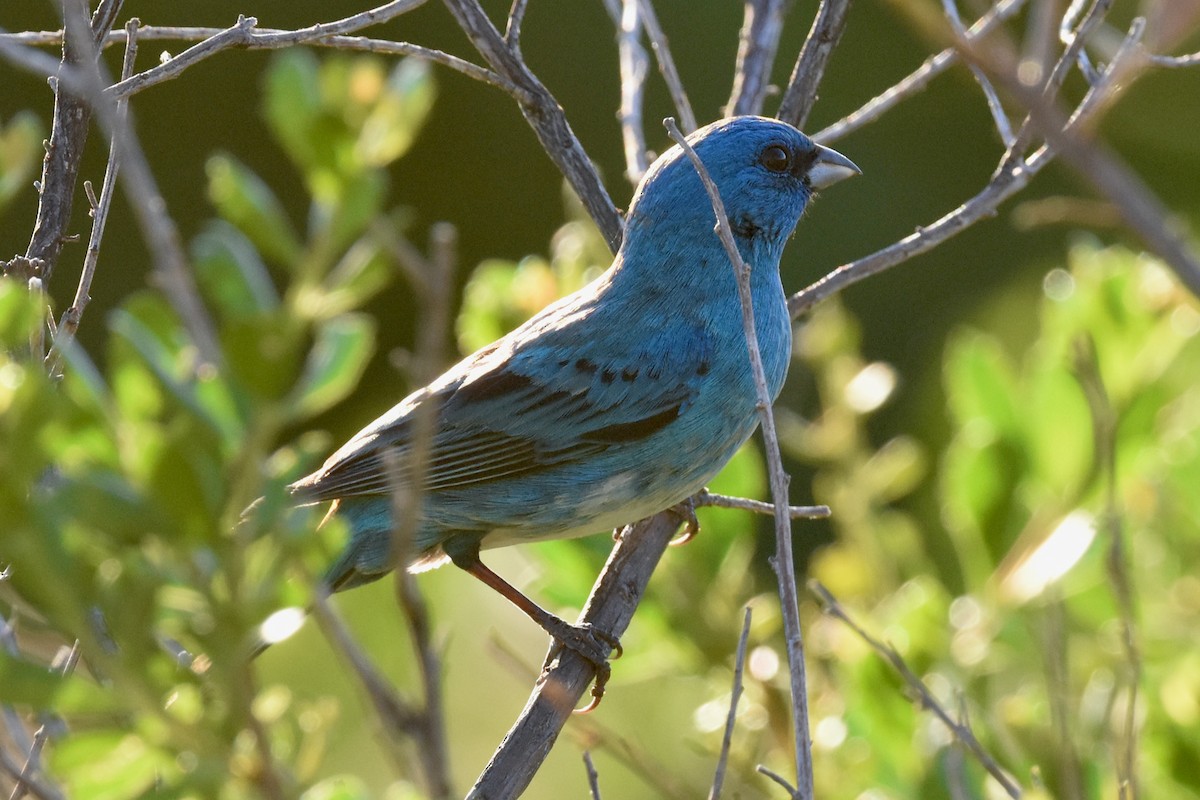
448,542 -> 621,710
668,492 -> 701,546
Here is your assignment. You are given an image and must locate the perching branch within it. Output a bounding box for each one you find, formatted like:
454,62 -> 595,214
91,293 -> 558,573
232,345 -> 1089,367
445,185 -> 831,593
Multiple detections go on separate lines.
664,116 -> 813,799
467,513 -> 679,800
708,606 -> 753,800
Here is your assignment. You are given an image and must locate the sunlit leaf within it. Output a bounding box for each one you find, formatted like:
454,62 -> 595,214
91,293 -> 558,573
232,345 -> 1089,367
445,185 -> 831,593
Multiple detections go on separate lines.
288,313 -> 375,418
206,154 -> 304,266
357,58 -> 435,167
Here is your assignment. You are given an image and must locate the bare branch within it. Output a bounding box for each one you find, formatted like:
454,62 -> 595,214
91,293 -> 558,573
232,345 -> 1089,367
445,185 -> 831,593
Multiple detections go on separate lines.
708,606 -> 753,800
694,489 -> 829,520
6,0 -> 126,285
604,0 -> 651,185
810,581 -> 1022,798
813,0 -> 1028,144
756,764 -> 798,796
943,0 -> 1013,145
637,0 -> 697,134
664,116 -> 813,800
727,0 -> 794,117
582,751 -> 602,800
777,0 -> 853,129
467,514 -> 678,800
45,17 -> 139,377
442,0 -> 625,252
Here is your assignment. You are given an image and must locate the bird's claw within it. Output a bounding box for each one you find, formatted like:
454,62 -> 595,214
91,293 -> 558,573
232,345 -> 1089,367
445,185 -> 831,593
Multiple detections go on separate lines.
668,494 -> 701,546
539,620 -> 622,712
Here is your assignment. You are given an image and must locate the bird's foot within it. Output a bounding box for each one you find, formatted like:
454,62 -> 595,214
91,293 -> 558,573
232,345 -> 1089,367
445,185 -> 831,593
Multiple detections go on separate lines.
539,618 -> 622,713
668,493 -> 702,546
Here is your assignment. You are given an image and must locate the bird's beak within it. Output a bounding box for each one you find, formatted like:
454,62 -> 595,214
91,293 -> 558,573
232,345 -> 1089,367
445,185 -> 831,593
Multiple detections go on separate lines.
807,144 -> 861,191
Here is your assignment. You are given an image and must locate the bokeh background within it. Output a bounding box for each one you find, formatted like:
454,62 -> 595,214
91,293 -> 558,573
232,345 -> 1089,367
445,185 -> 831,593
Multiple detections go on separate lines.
2,1 -> 1200,798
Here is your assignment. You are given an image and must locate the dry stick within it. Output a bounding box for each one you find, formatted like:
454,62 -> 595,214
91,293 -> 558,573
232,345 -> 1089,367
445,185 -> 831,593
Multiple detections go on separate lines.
637,0 -> 697,134
787,9 -> 1154,318
466,514 -> 678,800
10,0 -> 122,286
727,0 -> 795,117
809,581 -> 1023,799
695,489 -> 829,520
2,27 -> 515,96
9,643 -> 79,800
442,0 -> 625,252
1071,338 -> 1140,800
604,0 -> 651,185
708,606 -> 753,800
664,117 -> 813,800
24,0 -> 224,367
942,0 -> 1013,145
776,0 -> 853,129
504,0 -> 530,51
388,224 -> 458,800
44,17 -> 139,377
582,751 -> 602,800
0,751 -> 61,800
961,23 -> 1200,298
814,0 -> 1028,143
1150,50 -> 1200,67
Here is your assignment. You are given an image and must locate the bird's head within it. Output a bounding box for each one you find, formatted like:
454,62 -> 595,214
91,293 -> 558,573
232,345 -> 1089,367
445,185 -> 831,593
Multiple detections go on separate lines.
624,116 -> 859,259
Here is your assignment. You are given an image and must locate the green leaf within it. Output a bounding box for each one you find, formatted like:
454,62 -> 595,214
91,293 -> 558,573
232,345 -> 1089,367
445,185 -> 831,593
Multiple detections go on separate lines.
192,221 -> 281,319
0,651 -> 118,714
318,236 -> 391,317
311,168 -> 387,256
302,775 -> 372,800
263,49 -> 323,172
53,731 -> 169,800
943,329 -> 1019,433
288,313 -> 375,418
357,58 -> 435,167
205,154 -> 304,266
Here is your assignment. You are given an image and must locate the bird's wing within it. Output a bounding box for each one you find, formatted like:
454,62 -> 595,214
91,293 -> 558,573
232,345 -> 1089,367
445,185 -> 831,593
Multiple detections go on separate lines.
290,325 -> 711,502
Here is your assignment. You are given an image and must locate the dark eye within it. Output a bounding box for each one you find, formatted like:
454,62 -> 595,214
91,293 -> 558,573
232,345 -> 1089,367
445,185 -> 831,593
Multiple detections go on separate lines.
759,144 -> 792,173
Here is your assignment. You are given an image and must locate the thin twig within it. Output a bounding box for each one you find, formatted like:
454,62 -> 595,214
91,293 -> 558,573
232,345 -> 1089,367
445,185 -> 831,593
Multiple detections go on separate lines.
582,751 -> 602,800
504,0 -> 530,52
1071,338 -> 1140,799
756,764 -> 798,796
636,0 -> 696,133
777,0 -> 853,129
813,0 -> 1028,143
607,0 -> 651,185
789,11 -> 1166,318
942,0 -> 1013,145
664,116 -> 813,800
441,0 -> 625,252
45,16 -> 139,377
9,642 -> 78,800
709,606 -> 753,800
694,489 -> 829,520
726,0 -> 794,117
388,223 -> 458,800
810,581 -> 1022,798
1149,51 -> 1200,67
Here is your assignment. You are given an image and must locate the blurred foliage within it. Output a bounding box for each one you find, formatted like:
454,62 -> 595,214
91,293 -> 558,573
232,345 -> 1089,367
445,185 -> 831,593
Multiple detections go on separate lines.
2,44 -> 1199,800
0,112 -> 43,216
0,52 -> 434,798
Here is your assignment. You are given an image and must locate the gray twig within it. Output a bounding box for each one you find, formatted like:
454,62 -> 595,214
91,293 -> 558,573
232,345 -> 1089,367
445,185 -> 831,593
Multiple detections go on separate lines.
777,0 -> 853,129
664,117 -> 813,800
810,581 -> 1022,798
606,0 -> 651,185
636,0 -> 696,134
942,0 -> 1013,145
583,751 -> 602,800
44,17 -> 139,377
756,764 -> 798,796
9,642 -> 78,800
708,606 -> 753,800
466,514 -> 679,800
694,489 -> 829,520
727,0 -> 794,117
813,0 -> 1028,144
442,0 -> 625,252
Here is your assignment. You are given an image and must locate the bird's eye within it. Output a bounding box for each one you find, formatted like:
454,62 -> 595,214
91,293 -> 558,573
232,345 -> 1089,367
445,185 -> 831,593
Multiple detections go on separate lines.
759,144 -> 792,173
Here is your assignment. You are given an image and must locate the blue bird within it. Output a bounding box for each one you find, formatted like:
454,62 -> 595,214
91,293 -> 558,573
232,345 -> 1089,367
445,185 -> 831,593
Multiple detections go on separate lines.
288,116 -> 858,687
